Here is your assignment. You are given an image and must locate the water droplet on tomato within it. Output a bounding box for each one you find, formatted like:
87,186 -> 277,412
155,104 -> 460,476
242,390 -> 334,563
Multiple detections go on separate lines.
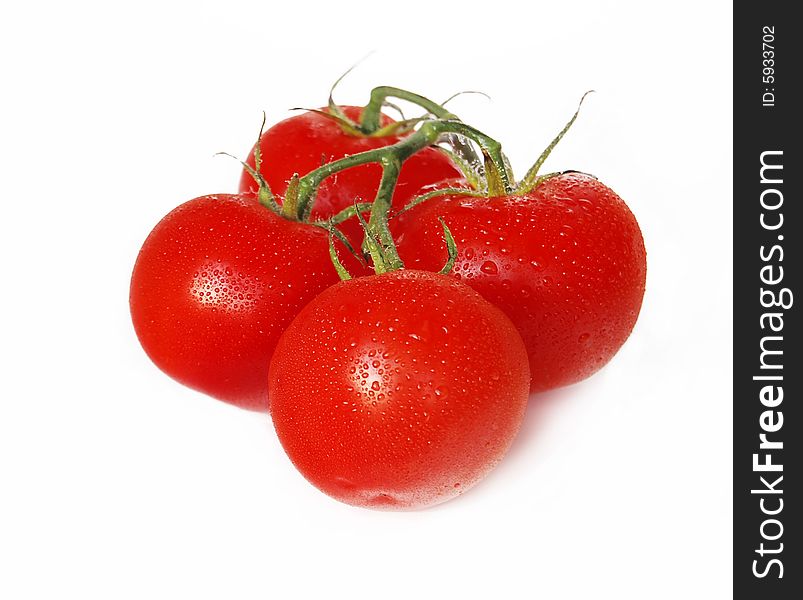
480,260 -> 498,275
333,476 -> 356,490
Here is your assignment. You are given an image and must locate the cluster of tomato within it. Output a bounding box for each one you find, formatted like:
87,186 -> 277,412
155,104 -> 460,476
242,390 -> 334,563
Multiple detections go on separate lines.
130,86 -> 646,510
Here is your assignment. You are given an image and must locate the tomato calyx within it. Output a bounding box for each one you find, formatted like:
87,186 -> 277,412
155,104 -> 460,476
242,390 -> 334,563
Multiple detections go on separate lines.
221,130 -> 367,270
235,84 -> 500,230
288,117 -> 512,279
232,86 -> 590,279
513,90 -> 594,195
395,91 -> 595,218
319,75 -> 453,139
227,92 -> 495,273
220,113 -> 282,213
292,118 -> 512,218
359,86 -> 460,134
358,86 -> 490,179
327,82 -> 488,180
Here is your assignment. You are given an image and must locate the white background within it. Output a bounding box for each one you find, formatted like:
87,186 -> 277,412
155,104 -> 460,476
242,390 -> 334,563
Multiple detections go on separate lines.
0,1 -> 732,598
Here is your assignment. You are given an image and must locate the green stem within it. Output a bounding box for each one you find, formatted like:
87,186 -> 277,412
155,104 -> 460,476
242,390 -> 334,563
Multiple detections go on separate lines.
361,86 -> 458,134
293,119 -> 509,274
295,119 -> 510,221
295,146 -> 401,222
367,156 -> 404,270
444,122 -> 512,194
360,86 -> 481,169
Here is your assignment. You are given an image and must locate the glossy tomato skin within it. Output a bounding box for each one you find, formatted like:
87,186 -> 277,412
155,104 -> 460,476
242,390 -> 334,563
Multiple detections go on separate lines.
269,270 -> 530,510
130,194 -> 343,411
393,172 -> 647,392
238,106 -> 463,244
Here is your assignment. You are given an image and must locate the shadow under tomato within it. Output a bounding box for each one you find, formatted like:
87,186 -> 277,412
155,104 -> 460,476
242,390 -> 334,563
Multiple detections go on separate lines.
421,385 -> 582,513
505,385 -> 580,462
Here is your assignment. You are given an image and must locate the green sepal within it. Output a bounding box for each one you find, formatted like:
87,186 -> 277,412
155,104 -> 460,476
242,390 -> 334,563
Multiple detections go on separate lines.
438,146 -> 485,191
282,173 -> 301,219
328,229 -> 353,281
394,187 -> 484,218
326,203 -> 373,226
310,220 -> 367,267
516,91 -> 593,194
288,107 -> 362,136
484,149 -> 506,196
215,151 -> 280,213
371,117 -> 430,137
437,218 -> 458,275
355,205 -> 389,274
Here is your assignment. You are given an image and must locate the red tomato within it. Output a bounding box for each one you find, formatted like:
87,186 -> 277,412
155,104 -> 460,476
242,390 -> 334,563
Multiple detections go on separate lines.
269,270 -> 530,509
393,172 -> 647,392
130,194 -> 344,411
238,106 -> 463,244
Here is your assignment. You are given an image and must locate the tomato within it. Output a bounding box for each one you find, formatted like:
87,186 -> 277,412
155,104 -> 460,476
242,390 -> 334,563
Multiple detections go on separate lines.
130,194 -> 345,411
393,172 -> 647,392
238,106 -> 463,244
269,270 -> 530,509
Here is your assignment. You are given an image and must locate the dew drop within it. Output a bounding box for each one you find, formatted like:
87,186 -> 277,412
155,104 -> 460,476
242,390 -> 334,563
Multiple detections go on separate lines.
577,198 -> 593,211
480,260 -> 499,275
